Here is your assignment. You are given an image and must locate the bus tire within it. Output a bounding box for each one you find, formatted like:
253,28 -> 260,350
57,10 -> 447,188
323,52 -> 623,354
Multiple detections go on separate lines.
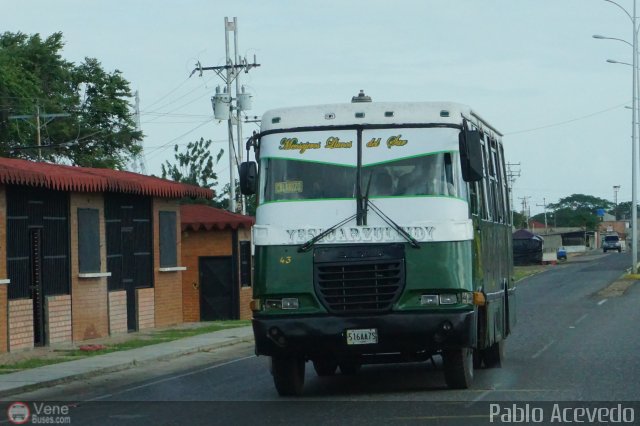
271,355 -> 305,396
313,358 -> 338,376
473,348 -> 483,369
443,348 -> 474,389
482,340 -> 505,368
339,359 -> 361,375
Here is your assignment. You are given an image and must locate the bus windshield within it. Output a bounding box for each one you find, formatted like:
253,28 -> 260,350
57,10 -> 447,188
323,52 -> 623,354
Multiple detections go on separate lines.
261,152 -> 466,203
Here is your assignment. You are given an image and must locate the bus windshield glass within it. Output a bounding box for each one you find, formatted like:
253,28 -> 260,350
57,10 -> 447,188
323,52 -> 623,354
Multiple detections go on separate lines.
261,152 -> 466,203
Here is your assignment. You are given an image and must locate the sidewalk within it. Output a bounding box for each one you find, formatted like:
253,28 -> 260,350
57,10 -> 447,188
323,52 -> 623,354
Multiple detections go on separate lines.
0,325 -> 254,399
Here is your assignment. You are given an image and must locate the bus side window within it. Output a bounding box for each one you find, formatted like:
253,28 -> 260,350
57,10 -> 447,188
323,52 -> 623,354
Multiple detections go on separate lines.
490,139 -> 502,223
444,152 -> 455,196
469,181 -> 479,216
479,138 -> 492,221
498,143 -> 510,225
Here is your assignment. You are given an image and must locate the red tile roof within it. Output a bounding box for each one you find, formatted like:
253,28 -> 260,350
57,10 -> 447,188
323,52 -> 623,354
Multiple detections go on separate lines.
0,157 -> 213,199
180,204 -> 254,231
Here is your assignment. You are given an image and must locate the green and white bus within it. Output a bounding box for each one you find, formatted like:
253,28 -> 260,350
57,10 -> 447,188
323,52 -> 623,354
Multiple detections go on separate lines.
240,92 -> 515,396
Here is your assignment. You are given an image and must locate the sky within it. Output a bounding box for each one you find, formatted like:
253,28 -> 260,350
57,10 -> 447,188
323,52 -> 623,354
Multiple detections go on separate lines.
3,0 -> 637,215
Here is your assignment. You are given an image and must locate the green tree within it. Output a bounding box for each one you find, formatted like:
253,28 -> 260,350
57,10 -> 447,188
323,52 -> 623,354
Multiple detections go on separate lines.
0,31 -> 142,168
614,201 -> 639,220
213,180 -> 257,216
546,194 -> 612,212
161,137 -> 224,208
161,138 -> 223,190
544,194 -> 612,230
512,210 -> 527,229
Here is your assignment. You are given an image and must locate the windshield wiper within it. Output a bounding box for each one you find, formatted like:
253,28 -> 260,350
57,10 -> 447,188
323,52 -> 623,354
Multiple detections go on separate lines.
361,173 -> 373,226
298,213 -> 357,253
365,199 -> 421,249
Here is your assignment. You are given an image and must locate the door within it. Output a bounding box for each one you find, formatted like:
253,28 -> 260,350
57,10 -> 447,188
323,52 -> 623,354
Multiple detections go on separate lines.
105,194 -> 153,332
7,187 -> 70,347
29,228 -> 45,346
199,257 -> 236,321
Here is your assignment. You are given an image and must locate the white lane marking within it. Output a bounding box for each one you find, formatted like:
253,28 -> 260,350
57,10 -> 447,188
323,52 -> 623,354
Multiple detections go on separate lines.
465,388 -> 494,407
88,355 -> 255,401
574,314 -> 588,325
598,299 -> 608,306
531,340 -> 555,359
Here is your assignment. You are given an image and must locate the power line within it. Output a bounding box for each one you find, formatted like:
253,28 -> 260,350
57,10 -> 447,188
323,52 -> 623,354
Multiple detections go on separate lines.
504,102 -> 629,135
144,119 -> 212,160
141,77 -> 192,111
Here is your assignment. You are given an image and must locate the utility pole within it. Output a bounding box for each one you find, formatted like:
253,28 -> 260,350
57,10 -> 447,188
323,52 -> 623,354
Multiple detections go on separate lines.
9,105 -> 70,161
192,17 -> 260,213
519,196 -> 530,230
536,198 -> 548,233
224,18 -> 236,213
130,91 -> 148,175
507,162 -> 521,227
613,185 -> 620,220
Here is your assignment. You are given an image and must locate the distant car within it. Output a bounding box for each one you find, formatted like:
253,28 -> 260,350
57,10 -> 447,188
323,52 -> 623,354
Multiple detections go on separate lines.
557,246 -> 567,260
603,235 -> 622,253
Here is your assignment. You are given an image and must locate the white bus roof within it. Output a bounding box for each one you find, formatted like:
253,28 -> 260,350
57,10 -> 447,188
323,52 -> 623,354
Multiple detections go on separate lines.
261,101 -> 503,137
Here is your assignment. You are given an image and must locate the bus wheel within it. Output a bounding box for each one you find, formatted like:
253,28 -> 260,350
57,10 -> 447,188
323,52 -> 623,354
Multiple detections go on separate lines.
271,355 -> 305,396
482,340 -> 505,368
313,358 -> 338,376
339,359 -> 361,375
443,348 -> 474,389
473,348 -> 483,369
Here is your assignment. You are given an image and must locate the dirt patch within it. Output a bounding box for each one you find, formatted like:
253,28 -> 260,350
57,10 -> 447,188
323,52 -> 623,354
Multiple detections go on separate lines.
597,280 -> 636,298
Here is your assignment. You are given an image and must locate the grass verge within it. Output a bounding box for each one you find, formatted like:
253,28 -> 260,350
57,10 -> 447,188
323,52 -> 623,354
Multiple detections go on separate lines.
0,320 -> 250,374
514,265 -> 548,282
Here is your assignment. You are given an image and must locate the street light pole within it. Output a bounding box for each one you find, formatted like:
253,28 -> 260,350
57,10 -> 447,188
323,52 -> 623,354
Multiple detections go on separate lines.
614,185 -> 621,219
632,0 -> 637,272
596,0 -> 639,273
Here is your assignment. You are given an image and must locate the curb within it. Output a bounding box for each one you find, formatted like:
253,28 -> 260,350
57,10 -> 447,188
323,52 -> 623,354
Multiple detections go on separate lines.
0,333 -> 254,399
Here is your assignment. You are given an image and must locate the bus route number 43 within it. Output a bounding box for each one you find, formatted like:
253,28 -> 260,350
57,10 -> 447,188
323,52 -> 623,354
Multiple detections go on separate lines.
346,328 -> 378,345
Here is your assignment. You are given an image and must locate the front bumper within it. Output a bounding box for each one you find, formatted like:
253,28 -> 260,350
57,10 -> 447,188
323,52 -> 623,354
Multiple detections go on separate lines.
252,310 -> 477,358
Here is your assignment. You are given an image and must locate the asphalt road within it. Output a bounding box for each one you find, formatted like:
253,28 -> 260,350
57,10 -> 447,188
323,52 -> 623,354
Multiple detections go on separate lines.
4,251 -> 640,425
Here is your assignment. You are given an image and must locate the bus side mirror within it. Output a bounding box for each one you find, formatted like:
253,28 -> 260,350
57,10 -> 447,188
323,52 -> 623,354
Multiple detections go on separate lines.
239,161 -> 257,195
459,129 -> 484,182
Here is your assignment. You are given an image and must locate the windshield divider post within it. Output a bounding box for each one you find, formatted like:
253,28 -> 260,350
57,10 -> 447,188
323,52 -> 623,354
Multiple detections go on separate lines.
356,128 -> 363,226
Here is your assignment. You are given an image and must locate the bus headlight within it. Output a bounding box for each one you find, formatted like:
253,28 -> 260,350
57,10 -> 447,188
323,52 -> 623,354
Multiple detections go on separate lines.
281,298 -> 299,310
420,294 -> 439,305
460,292 -> 473,305
439,294 -> 458,305
265,298 -> 299,310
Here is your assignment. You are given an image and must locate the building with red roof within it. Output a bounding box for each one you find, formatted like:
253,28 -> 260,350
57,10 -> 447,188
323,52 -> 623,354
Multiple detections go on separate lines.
180,204 -> 254,321
0,158 -> 213,353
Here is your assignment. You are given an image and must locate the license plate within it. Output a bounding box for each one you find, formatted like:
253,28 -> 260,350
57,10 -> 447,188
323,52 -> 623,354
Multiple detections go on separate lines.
346,328 -> 378,345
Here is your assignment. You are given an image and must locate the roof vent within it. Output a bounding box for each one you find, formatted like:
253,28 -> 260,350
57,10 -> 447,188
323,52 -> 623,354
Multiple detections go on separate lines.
351,90 -> 372,103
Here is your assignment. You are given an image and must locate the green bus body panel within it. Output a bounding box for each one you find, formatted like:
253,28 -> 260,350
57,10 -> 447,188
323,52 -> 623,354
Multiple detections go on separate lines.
254,241 -> 474,315
471,216 -> 515,348
253,220 -> 514,351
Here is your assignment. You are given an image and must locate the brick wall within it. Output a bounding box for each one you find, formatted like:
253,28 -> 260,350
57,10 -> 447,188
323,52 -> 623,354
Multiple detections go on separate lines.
0,186 -> 7,353
108,291 -> 127,335
181,228 -> 233,322
237,228 -> 253,321
239,287 -> 252,320
181,225 -> 254,321
9,299 -> 34,351
45,295 -> 72,345
69,193 -> 109,341
137,287 -> 155,330
0,284 -> 6,353
153,199 -> 183,327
